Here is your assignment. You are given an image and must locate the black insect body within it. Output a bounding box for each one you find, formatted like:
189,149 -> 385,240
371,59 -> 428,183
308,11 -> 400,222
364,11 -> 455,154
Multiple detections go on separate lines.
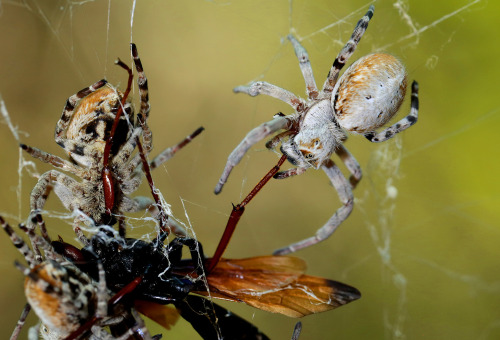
56,229 -> 204,305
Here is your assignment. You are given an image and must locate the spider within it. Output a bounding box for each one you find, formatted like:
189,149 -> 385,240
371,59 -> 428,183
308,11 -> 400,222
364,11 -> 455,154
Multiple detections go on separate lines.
21,43 -> 203,246
214,5 -> 419,255
0,215 -> 157,340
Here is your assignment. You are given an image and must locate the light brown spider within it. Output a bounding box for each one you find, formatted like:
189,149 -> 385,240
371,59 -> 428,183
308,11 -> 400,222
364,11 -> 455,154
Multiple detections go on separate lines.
214,5 -> 419,255
21,44 -> 203,246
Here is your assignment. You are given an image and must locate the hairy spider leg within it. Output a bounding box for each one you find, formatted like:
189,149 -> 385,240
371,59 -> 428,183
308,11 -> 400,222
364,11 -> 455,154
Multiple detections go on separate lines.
136,135 -> 169,233
322,5 -> 375,94
9,304 -> 31,340
364,80 -> 419,142
273,159 -> 354,255
214,114 -> 297,194
291,321 -> 302,340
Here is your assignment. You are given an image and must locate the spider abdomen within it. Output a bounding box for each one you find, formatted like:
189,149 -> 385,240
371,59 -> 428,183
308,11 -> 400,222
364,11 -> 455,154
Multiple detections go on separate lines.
64,87 -> 133,164
333,53 -> 407,133
24,261 -> 94,336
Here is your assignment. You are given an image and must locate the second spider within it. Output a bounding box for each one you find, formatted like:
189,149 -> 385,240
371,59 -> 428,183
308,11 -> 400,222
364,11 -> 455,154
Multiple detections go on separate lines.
22,44 -> 203,245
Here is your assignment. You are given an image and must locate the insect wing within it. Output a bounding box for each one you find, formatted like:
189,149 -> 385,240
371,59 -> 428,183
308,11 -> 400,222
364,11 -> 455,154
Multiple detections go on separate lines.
134,300 -> 180,330
197,256 -> 360,317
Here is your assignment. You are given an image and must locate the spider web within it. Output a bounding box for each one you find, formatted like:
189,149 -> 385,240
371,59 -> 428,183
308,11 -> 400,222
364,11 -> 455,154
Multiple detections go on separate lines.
1,0 -> 499,339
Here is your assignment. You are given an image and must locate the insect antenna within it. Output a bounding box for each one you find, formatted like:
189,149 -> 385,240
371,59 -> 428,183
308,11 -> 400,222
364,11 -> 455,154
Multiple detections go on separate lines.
206,154 -> 287,272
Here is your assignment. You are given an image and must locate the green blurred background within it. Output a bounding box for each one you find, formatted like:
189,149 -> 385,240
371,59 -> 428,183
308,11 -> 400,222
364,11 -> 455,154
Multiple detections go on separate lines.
1,0 -> 499,339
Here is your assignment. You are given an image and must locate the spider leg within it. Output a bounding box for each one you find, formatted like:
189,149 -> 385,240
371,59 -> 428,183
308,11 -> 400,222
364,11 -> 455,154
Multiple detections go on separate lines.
66,270 -> 153,340
163,218 -> 188,237
118,126 -> 203,236
128,309 -> 156,340
288,35 -> 318,99
214,114 -> 297,194
112,128 -> 142,192
335,144 -> 362,188
29,170 -> 89,244
364,81 -> 419,142
131,44 -> 152,155
9,304 -> 31,340
21,215 -> 66,262
234,82 -> 306,112
0,216 -> 37,266
54,79 -> 108,145
126,126 -> 204,178
273,166 -> 307,179
96,262 -> 109,319
3,212 -> 63,265
71,216 -> 91,245
20,144 -> 90,179
88,265 -> 151,339
273,159 -> 353,255
101,309 -> 154,340
291,321 -> 302,340
118,216 -> 126,238
321,5 -> 375,94
119,196 -> 155,213
148,126 -> 205,171
129,43 -> 154,168
265,130 -> 294,150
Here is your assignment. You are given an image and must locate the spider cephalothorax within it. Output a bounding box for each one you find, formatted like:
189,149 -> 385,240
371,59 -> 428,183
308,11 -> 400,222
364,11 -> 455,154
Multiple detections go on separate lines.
215,5 -> 419,255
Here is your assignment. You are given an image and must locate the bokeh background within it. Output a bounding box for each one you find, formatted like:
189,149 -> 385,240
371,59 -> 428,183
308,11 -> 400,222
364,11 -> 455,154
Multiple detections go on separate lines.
1,0 -> 499,339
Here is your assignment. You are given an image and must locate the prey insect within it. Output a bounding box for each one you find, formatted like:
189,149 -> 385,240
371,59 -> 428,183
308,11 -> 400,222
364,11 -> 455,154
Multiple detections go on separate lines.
214,5 -> 419,255
52,156 -> 360,339
54,226 -> 360,339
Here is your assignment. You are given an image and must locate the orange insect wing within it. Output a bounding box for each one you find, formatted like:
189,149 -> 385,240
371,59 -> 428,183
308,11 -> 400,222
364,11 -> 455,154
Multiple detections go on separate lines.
195,256 -> 360,318
134,300 -> 180,330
